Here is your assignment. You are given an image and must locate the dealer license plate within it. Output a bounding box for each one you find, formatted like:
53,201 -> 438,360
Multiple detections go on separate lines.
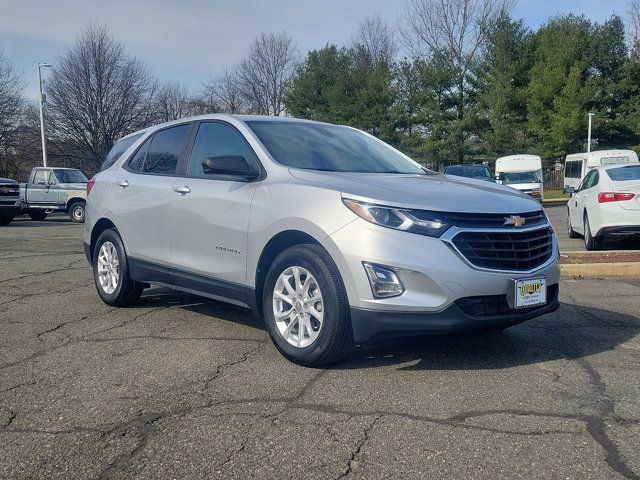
512,277 -> 547,309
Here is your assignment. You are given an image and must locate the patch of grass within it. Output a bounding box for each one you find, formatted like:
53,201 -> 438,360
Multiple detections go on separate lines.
544,189 -> 568,201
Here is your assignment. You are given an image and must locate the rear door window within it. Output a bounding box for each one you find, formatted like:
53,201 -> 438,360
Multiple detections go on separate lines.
101,133 -> 143,172
142,124 -> 191,175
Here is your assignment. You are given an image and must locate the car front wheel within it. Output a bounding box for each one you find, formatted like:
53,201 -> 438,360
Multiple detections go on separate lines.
93,228 -> 144,306
584,214 -> 600,251
263,244 -> 354,367
567,208 -> 578,238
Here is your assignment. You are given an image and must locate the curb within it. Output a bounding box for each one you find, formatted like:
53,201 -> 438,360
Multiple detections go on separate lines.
542,199 -> 568,206
561,262 -> 640,279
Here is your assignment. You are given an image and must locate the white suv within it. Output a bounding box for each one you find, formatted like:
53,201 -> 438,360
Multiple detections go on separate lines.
85,115 -> 560,366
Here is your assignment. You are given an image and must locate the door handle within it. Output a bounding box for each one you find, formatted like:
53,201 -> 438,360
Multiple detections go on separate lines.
173,185 -> 191,195
116,180 -> 129,188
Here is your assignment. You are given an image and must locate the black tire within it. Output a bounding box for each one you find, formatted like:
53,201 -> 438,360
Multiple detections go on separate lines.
29,210 -> 47,221
584,214 -> 600,251
567,208 -> 578,238
0,215 -> 14,226
92,228 -> 144,306
262,244 -> 354,367
69,201 -> 85,223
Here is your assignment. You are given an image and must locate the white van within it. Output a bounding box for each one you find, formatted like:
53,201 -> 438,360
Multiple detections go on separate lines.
564,150 -> 639,191
495,154 -> 543,201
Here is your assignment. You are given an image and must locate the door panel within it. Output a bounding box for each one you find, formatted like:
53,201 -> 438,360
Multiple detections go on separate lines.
29,169 -> 59,205
170,121 -> 262,292
108,173 -> 173,263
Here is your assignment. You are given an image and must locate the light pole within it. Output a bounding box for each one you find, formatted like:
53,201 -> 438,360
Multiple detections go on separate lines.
37,63 -> 52,167
587,112 -> 594,153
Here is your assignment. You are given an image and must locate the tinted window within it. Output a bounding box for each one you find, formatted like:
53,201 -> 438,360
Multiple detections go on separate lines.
445,165 -> 491,180
53,169 -> 87,183
142,124 -> 191,175
188,122 -> 257,178
128,137 -> 151,172
606,165 -> 640,181
565,160 -> 583,178
101,133 -> 143,172
247,121 -> 425,174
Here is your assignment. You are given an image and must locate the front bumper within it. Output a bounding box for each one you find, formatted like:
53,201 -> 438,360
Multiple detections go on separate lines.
0,199 -> 22,216
351,284 -> 560,343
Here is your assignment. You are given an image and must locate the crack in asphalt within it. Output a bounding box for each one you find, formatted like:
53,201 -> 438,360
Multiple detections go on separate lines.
334,415 -> 381,480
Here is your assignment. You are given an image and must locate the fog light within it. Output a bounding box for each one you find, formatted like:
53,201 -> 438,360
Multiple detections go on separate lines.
363,263 -> 404,298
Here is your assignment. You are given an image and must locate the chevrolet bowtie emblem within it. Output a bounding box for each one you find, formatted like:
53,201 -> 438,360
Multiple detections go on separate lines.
503,215 -> 526,227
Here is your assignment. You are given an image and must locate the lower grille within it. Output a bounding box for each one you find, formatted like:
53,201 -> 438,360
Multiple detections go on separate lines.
452,227 -> 553,271
455,284 -> 558,317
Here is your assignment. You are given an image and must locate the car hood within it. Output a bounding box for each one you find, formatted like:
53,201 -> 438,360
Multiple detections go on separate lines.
0,177 -> 18,185
289,169 -> 542,213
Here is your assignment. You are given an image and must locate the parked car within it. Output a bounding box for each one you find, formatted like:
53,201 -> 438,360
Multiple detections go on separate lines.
20,167 -> 88,223
443,164 -> 494,182
85,115 -> 560,366
0,177 -> 22,226
564,150 -> 639,192
495,155 -> 544,201
566,164 -> 640,250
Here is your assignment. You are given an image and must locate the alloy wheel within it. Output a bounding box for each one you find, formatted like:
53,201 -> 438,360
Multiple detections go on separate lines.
272,266 -> 324,348
97,241 -> 120,294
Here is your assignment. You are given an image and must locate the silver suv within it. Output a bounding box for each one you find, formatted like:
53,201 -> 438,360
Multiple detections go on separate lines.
85,115 -> 560,366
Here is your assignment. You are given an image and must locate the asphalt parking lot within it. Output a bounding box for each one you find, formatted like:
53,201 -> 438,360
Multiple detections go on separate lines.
1,215 -> 640,479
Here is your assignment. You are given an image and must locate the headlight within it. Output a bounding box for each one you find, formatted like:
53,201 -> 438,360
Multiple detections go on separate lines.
342,198 -> 451,238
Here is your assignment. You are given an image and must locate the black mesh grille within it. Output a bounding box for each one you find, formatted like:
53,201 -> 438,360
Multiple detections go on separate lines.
452,227 -> 553,271
455,284 -> 558,317
0,184 -> 19,198
433,210 -> 545,229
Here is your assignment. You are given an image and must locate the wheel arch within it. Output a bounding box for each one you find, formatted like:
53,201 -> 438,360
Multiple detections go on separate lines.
89,218 -> 118,262
66,197 -> 86,213
253,230 -> 324,317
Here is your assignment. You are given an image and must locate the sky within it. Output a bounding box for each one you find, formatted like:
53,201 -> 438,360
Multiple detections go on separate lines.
0,0 -> 633,101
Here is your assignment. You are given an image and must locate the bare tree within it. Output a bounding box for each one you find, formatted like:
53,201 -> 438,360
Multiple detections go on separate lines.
46,25 -> 157,172
351,15 -> 398,65
155,81 -> 197,122
400,0 -> 514,127
628,0 -> 640,57
202,68 -> 246,114
236,32 -> 298,116
0,50 -> 25,178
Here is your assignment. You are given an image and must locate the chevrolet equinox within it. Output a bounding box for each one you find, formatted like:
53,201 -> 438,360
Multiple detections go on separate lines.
84,115 -> 560,366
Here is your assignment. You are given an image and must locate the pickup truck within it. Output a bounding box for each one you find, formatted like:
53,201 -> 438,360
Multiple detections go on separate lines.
20,167 -> 88,223
0,177 -> 22,226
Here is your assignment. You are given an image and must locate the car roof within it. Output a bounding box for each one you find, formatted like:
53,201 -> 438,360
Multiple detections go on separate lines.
120,114 -> 334,141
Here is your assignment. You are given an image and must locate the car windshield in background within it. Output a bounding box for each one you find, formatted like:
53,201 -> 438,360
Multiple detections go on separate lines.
53,169 -> 88,183
606,165 -> 640,181
503,172 -> 538,184
247,121 -> 425,174
446,166 -> 492,180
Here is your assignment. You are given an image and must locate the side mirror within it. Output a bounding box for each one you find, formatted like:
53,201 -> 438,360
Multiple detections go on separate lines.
201,156 -> 259,180
563,186 -> 575,195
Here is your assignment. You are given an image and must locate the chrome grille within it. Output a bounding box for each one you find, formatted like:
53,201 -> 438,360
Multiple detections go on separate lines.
452,227 -> 553,271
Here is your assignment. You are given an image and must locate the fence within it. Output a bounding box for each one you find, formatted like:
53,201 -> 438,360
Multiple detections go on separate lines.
544,170 -> 564,190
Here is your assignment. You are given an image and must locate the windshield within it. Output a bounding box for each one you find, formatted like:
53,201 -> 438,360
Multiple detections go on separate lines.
53,169 -> 88,184
247,121 -> 425,174
445,166 -> 492,180
606,165 -> 640,181
502,172 -> 539,185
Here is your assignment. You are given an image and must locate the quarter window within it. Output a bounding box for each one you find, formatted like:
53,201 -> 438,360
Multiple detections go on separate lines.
127,137 -> 151,172
187,122 -> 257,178
101,133 -> 143,172
142,124 -> 191,175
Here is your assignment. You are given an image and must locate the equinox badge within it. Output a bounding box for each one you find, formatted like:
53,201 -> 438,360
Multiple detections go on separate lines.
503,215 -> 526,227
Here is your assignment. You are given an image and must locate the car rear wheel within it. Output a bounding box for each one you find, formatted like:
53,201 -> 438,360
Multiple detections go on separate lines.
93,228 -> 144,306
263,244 -> 353,367
69,201 -> 85,223
0,215 -> 14,226
29,210 -> 47,221
567,208 -> 578,238
584,214 -> 600,251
